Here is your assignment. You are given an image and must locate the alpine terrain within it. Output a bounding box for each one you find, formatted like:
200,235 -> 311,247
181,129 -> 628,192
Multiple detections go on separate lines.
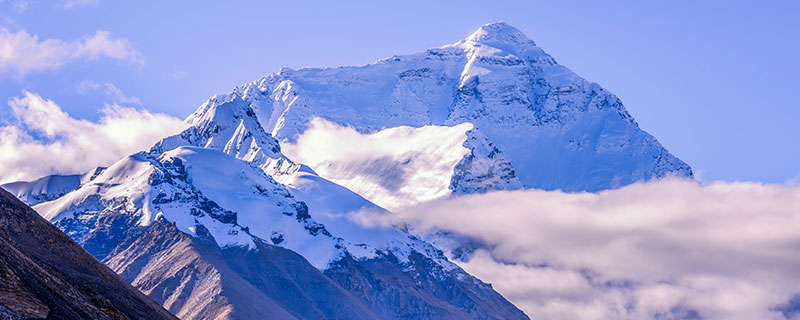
207,21 -> 693,210
1,22 -> 693,319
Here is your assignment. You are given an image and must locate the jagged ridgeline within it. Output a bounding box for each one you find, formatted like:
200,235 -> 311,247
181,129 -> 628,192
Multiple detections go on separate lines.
2,22 -> 693,319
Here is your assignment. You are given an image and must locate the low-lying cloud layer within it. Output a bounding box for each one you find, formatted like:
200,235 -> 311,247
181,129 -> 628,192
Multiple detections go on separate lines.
379,179 -> 800,320
0,91 -> 187,184
0,27 -> 143,77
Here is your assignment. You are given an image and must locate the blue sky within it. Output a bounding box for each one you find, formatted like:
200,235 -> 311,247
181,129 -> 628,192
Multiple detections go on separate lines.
0,0 -> 798,183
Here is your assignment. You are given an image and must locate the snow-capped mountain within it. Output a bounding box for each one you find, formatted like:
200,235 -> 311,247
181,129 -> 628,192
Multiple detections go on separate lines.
2,22 -> 698,320
151,92 -> 299,177
210,21 -> 691,210
29,126 -> 527,318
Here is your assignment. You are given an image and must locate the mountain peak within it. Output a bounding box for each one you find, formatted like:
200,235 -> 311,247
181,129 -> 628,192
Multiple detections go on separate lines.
464,22 -> 535,48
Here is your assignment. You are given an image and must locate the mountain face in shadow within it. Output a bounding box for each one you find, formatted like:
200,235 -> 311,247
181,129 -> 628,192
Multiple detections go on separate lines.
0,187 -> 176,320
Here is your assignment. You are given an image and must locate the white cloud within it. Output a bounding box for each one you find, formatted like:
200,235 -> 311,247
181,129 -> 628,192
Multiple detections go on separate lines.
0,27 -> 144,77
78,80 -> 141,105
74,30 -> 142,63
281,118 -> 472,211
63,0 -> 99,8
374,179 -> 800,320
0,91 -> 187,184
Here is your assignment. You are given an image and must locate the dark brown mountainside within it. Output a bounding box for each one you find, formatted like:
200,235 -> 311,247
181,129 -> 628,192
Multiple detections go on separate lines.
0,187 -> 176,320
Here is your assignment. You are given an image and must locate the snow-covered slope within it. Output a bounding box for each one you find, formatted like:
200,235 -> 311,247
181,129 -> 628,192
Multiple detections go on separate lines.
32,146 -> 528,319
209,21 -> 691,209
1,167 -> 104,206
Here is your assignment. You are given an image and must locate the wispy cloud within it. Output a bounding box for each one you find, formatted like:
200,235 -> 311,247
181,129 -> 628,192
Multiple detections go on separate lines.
167,70 -> 187,80
62,0 -> 99,8
368,179 -> 800,320
0,91 -> 187,184
0,27 -> 144,77
0,0 -> 30,13
78,80 -> 141,105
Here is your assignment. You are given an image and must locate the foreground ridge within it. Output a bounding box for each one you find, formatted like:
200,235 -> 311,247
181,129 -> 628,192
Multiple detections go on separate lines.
0,187 -> 176,320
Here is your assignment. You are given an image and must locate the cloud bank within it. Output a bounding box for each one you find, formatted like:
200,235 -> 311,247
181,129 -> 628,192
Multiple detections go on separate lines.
281,118 -> 472,211
0,27 -> 143,77
380,179 -> 800,320
0,91 -> 187,184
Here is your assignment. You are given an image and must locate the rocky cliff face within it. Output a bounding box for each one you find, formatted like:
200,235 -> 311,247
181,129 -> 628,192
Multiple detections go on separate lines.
0,187 -> 175,320
101,218 -> 377,320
